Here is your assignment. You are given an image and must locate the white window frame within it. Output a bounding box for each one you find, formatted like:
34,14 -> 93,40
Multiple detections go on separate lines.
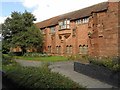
59,19 -> 70,30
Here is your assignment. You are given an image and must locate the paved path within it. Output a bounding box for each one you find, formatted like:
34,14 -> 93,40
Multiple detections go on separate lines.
15,59 -> 117,88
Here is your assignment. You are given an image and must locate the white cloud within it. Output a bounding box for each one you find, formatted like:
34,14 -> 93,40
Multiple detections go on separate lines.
0,16 -> 7,24
22,0 -> 108,22
0,0 -> 22,2
22,0 -> 39,8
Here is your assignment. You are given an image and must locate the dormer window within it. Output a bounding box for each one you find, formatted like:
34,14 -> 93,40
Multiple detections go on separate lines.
59,19 -> 70,30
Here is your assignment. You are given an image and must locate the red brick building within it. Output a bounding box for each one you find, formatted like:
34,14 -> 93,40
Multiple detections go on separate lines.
35,1 -> 120,57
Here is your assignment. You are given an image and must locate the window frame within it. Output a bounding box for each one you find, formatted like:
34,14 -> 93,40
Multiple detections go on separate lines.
50,26 -> 55,34
59,19 -> 70,30
48,46 -> 51,53
75,17 -> 89,25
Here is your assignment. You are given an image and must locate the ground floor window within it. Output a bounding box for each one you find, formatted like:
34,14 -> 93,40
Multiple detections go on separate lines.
48,46 -> 51,53
66,45 -> 73,54
66,46 -> 69,54
56,46 -> 61,54
79,45 -> 83,54
79,45 -> 88,54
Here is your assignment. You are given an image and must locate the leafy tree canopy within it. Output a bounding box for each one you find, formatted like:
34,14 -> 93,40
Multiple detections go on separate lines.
2,10 -> 43,54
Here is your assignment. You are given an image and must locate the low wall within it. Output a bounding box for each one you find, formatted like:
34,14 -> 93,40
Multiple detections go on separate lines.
74,62 -> 120,87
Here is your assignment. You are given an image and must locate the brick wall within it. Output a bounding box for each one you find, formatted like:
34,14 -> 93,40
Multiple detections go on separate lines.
42,2 -> 119,57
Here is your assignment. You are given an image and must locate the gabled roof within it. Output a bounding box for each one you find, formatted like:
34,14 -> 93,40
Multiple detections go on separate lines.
35,2 -> 108,29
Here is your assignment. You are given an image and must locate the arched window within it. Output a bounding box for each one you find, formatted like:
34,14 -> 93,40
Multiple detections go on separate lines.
58,46 -> 61,54
66,45 -> 72,54
70,45 -> 72,54
66,45 -> 69,54
79,45 -> 88,54
79,45 -> 82,54
48,46 -> 51,53
84,45 -> 88,54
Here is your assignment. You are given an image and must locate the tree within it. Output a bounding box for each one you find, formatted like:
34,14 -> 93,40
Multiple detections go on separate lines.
2,11 -> 43,54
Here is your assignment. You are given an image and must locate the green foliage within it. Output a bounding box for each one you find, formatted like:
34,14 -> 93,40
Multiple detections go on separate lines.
88,56 -> 120,72
25,25 -> 43,48
3,64 -> 85,89
23,52 -> 49,57
67,54 -> 89,63
2,54 -> 15,65
2,11 -> 43,54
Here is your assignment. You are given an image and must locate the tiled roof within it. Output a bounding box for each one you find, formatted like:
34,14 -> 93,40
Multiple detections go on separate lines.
35,2 -> 108,29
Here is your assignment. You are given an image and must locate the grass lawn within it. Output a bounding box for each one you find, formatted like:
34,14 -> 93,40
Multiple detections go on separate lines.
15,56 -> 69,62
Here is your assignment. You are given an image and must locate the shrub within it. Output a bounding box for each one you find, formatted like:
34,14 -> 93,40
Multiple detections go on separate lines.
4,64 -> 85,89
23,53 -> 51,57
88,56 -> 120,72
67,54 -> 89,63
2,54 -> 15,65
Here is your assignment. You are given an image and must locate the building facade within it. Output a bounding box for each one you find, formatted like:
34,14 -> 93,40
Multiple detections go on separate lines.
36,1 -> 120,57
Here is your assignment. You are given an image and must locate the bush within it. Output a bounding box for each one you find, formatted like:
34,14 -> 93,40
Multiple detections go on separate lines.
2,54 -> 15,65
4,64 -> 85,89
88,56 -> 120,72
23,53 -> 51,57
67,54 -> 89,63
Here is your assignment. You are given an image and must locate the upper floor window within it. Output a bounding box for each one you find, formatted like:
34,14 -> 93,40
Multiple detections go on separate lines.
41,29 -> 45,34
59,19 -> 70,30
83,18 -> 89,23
75,17 -> 89,25
75,19 -> 82,24
50,27 -> 55,34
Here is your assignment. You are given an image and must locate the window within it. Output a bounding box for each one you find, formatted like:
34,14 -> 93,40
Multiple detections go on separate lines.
79,45 -> 88,54
83,45 -> 88,54
84,18 -> 89,23
75,19 -> 81,24
56,46 -> 61,54
79,45 -> 83,54
75,17 -> 89,25
59,19 -> 70,30
58,46 -> 61,54
50,27 -> 55,34
70,45 -> 72,54
48,46 -> 51,53
66,45 -> 72,54
66,46 -> 69,54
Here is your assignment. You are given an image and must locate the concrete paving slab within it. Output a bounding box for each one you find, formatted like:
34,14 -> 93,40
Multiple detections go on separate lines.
49,61 -> 117,88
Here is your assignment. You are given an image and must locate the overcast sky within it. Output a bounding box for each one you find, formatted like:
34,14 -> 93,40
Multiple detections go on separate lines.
0,0 -> 109,24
